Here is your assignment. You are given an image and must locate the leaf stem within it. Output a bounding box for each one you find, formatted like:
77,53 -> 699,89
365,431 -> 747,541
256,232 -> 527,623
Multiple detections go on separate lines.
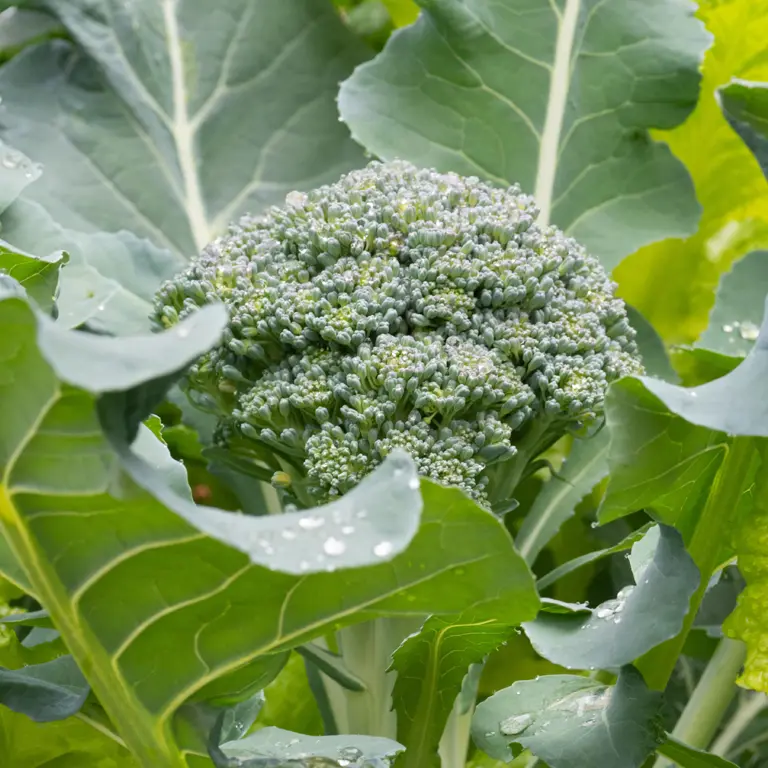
653,638 -> 746,768
710,689 -> 767,757
638,437 -> 755,691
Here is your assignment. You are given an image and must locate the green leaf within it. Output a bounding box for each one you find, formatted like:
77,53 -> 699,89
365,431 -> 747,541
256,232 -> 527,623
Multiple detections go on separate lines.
697,250 -> 768,356
718,79 -> 768,180
537,523 -> 653,591
0,655 -> 89,723
1,196 -> 184,333
0,0 -> 370,257
216,728 -> 403,767
599,379 -> 726,534
614,2 -> 768,347
471,666 -> 663,768
338,0 -> 710,268
656,736 -> 739,768
0,240 -> 63,315
390,615 -> 512,768
523,526 -> 699,671
0,609 -> 53,628
0,286 -> 538,765
0,139 -> 41,213
0,705 -> 136,767
516,429 -> 610,566
633,298 -> 768,436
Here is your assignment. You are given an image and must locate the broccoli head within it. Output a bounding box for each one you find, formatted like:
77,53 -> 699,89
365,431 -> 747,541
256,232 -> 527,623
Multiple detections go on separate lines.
153,161 -> 642,507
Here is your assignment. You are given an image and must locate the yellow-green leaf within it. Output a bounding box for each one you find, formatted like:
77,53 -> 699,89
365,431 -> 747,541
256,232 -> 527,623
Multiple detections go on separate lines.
616,0 -> 768,344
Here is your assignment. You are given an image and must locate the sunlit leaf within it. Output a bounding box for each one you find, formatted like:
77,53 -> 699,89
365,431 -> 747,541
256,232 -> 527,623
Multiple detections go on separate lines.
339,0 -> 709,267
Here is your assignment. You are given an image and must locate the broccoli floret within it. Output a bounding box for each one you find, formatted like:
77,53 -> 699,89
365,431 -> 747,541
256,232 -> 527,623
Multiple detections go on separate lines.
153,161 -> 642,507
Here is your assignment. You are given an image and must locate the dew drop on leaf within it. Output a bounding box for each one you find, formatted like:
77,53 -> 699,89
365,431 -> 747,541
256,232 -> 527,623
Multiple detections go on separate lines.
499,713 -> 533,736
323,536 -> 346,556
281,529 -> 296,540
373,541 -> 393,557
739,321 -> 760,341
298,515 -> 324,530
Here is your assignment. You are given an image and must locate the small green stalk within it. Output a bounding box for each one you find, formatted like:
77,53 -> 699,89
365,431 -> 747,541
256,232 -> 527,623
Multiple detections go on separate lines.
639,437 -> 755,691
654,637 -> 746,768
710,689 -> 768,757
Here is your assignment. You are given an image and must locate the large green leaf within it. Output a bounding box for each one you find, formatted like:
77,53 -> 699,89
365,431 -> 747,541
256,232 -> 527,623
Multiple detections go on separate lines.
0,287 -> 537,766
516,429 -> 610,566
0,239 -> 64,315
615,1 -> 768,347
471,666 -> 664,768
1,196 -> 184,333
390,615 -> 511,768
338,0 -> 709,267
0,0 -> 370,258
523,526 -> 699,671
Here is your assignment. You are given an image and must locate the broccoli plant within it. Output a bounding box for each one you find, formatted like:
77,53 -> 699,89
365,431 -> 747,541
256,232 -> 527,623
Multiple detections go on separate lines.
152,161 -> 641,510
1,2 -> 768,768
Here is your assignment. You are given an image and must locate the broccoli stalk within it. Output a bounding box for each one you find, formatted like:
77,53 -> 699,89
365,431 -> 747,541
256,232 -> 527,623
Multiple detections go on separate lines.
152,160 -> 642,759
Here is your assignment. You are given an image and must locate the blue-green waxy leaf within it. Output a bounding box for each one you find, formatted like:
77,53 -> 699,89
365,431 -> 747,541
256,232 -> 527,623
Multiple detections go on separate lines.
471,666 -> 663,768
637,297 -> 768,436
1,196 -> 185,333
0,284 -> 538,764
390,615 -> 513,768
523,526 -> 699,670
0,655 -> 89,723
0,137 -> 41,213
215,728 -> 403,767
0,610 -> 52,628
697,250 -> 768,357
0,1 -> 370,258
718,79 -> 768,181
338,0 -> 710,269
626,306 -> 679,383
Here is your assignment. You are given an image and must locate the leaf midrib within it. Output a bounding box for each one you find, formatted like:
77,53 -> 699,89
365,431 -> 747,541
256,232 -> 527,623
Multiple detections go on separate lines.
534,0 -> 581,226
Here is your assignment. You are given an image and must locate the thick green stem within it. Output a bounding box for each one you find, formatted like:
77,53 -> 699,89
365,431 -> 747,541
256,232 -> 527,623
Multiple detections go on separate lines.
323,617 -> 424,738
639,437 -> 755,691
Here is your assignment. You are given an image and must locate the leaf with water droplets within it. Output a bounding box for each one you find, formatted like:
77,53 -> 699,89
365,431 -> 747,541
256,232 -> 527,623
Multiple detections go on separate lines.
697,250 -> 768,357
631,296 -> 768,436
214,727 -> 403,767
523,526 -> 699,670
472,666 -> 663,768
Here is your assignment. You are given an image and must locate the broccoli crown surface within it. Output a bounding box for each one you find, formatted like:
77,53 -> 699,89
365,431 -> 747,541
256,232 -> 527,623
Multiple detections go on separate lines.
153,161 -> 642,505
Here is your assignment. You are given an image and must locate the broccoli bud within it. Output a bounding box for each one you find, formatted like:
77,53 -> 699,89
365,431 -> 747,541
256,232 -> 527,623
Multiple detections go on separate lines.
153,161 -> 642,506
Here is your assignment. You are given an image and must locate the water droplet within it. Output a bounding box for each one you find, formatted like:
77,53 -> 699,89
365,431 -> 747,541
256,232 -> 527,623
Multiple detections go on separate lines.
617,585 -> 634,601
723,324 -> 734,333
499,713 -> 533,736
1,149 -> 21,169
590,521 -> 599,529
298,515 -> 324,530
97,303 -> 106,312
281,529 -> 297,540
595,601 -> 619,619
688,390 -> 697,398
341,525 -> 355,535
323,536 -> 346,556
740,321 -> 760,341
374,541 -> 393,557
177,326 -> 189,338
338,747 -> 363,761
408,476 -> 419,490
484,731 -> 497,738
